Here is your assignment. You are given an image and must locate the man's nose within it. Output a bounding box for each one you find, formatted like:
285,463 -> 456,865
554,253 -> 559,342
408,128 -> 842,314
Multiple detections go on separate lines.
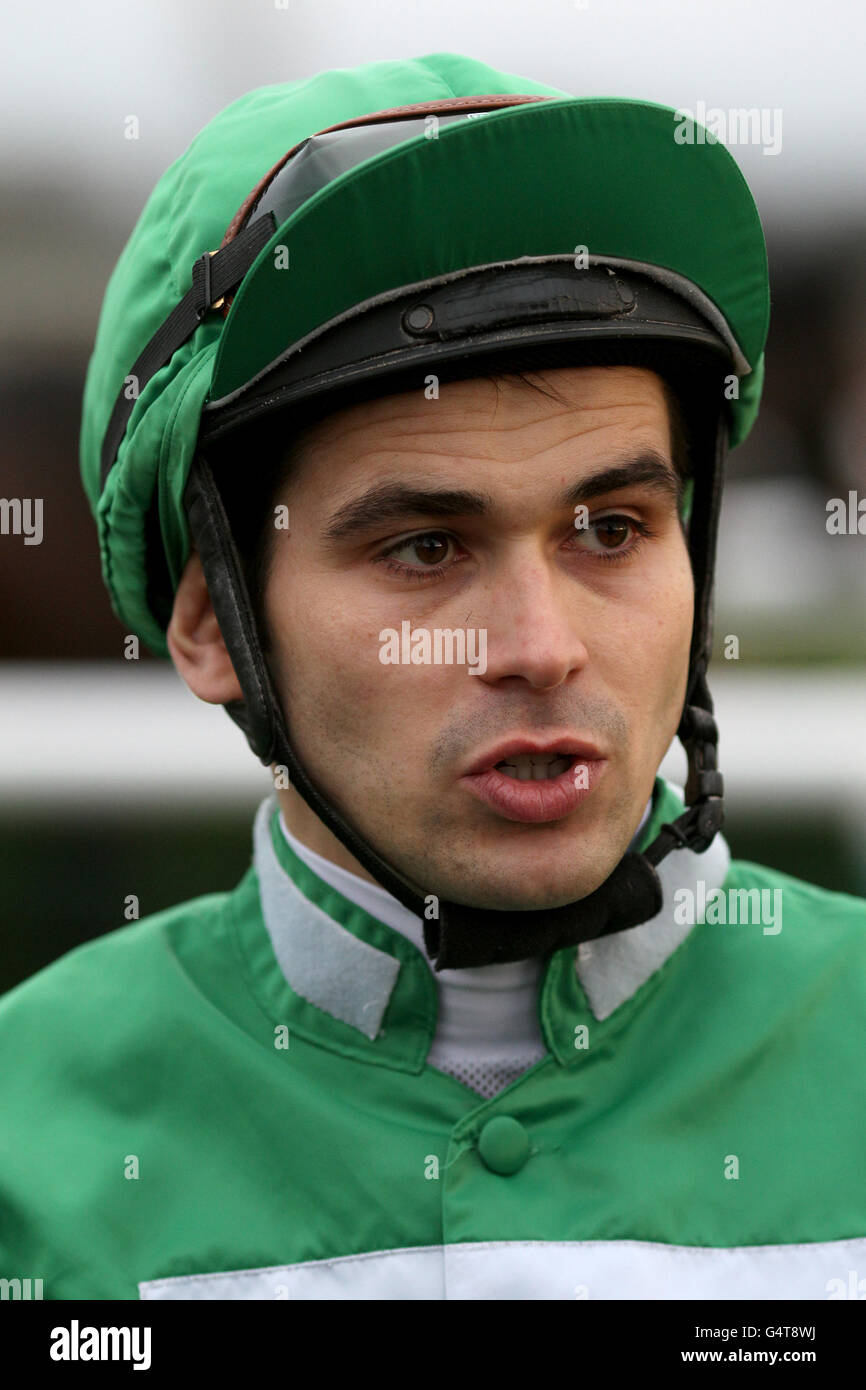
473,547 -> 591,691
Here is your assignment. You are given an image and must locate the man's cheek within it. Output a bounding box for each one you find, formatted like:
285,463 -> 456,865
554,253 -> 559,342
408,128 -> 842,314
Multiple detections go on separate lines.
609,599 -> 689,741
317,639 -> 420,732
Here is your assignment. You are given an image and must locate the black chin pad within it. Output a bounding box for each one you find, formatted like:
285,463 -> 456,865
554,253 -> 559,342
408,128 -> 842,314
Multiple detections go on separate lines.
424,852 -> 664,970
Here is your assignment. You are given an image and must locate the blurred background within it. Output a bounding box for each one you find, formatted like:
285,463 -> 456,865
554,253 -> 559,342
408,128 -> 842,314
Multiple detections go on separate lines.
1,0 -> 865,995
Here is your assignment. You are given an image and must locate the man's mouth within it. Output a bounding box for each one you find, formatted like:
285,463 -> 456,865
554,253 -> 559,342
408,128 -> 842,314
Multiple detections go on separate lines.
494,754 -> 573,781
459,738 -> 608,823
463,736 -> 604,778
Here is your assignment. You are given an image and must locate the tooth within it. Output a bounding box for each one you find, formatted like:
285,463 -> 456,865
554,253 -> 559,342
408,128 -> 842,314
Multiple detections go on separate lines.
496,754 -> 576,780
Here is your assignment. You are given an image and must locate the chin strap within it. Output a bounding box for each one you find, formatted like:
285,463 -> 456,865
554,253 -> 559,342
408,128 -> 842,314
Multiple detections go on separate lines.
425,852 -> 664,968
184,430 -> 724,970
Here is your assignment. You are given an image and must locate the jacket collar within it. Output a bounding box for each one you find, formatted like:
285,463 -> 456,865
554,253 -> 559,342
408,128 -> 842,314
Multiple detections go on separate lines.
239,778 -> 730,1074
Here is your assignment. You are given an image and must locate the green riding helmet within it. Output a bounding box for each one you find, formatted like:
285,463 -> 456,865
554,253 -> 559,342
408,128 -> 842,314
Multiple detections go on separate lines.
80,51 -> 770,969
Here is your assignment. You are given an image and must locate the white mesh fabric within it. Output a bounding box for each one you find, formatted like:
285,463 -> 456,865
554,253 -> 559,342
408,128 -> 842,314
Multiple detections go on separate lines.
427,1044 -> 549,1098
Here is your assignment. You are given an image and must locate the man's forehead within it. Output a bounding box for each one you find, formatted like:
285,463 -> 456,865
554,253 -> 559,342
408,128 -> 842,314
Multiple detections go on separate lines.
299,364 -> 670,447
288,366 -> 674,504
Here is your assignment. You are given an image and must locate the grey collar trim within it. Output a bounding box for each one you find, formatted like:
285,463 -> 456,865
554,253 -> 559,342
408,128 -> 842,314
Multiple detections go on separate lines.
253,797 -> 400,1040
576,829 -> 731,1020
252,792 -> 731,1039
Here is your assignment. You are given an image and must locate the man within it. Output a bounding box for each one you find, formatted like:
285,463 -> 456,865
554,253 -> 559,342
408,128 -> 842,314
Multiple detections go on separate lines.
1,52 -> 864,1301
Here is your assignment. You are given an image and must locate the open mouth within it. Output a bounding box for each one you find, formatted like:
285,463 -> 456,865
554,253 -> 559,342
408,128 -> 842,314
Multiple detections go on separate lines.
459,746 -> 606,823
494,754 -> 575,781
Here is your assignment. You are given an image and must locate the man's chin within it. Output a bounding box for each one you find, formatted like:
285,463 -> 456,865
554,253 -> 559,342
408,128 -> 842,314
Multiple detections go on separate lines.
385,819 -> 630,913
425,867 -> 619,914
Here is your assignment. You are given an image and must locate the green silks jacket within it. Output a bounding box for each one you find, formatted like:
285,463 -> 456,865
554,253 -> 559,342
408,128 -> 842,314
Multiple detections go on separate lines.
1,779 -> 864,1300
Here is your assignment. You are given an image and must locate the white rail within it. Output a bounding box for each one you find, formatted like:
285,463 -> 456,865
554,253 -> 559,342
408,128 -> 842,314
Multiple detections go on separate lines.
1,663 -> 864,822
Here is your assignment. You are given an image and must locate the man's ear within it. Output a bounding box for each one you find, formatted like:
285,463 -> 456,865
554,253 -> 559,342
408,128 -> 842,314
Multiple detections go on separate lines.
166,548 -> 244,704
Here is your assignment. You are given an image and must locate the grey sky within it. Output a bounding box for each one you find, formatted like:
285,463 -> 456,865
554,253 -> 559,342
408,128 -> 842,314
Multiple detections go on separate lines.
3,0 -> 864,228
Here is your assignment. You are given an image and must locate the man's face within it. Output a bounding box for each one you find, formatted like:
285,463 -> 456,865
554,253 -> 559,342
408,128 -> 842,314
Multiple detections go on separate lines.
265,365 -> 693,910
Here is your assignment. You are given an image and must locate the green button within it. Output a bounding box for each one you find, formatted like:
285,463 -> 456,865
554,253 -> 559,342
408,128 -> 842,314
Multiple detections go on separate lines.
477,1116 -> 531,1175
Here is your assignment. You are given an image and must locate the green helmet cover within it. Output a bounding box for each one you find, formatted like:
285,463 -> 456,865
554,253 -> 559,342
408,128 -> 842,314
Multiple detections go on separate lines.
80,51 -> 770,657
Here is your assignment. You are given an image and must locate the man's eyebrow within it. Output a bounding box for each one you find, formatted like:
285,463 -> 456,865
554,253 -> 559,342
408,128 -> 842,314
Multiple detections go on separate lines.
560,451 -> 682,508
322,483 -> 492,544
321,451 -> 680,544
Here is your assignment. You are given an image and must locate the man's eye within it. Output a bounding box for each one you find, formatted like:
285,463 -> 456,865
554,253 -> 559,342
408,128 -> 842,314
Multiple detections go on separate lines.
381,532 -> 456,568
574,514 -> 649,556
593,517 -> 633,549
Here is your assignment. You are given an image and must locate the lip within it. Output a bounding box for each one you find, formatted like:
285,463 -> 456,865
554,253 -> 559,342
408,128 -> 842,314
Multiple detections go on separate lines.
458,736 -> 608,825
462,735 -> 604,778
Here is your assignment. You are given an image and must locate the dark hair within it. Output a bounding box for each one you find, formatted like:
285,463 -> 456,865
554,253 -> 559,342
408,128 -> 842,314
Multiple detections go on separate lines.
210,368 -> 692,654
